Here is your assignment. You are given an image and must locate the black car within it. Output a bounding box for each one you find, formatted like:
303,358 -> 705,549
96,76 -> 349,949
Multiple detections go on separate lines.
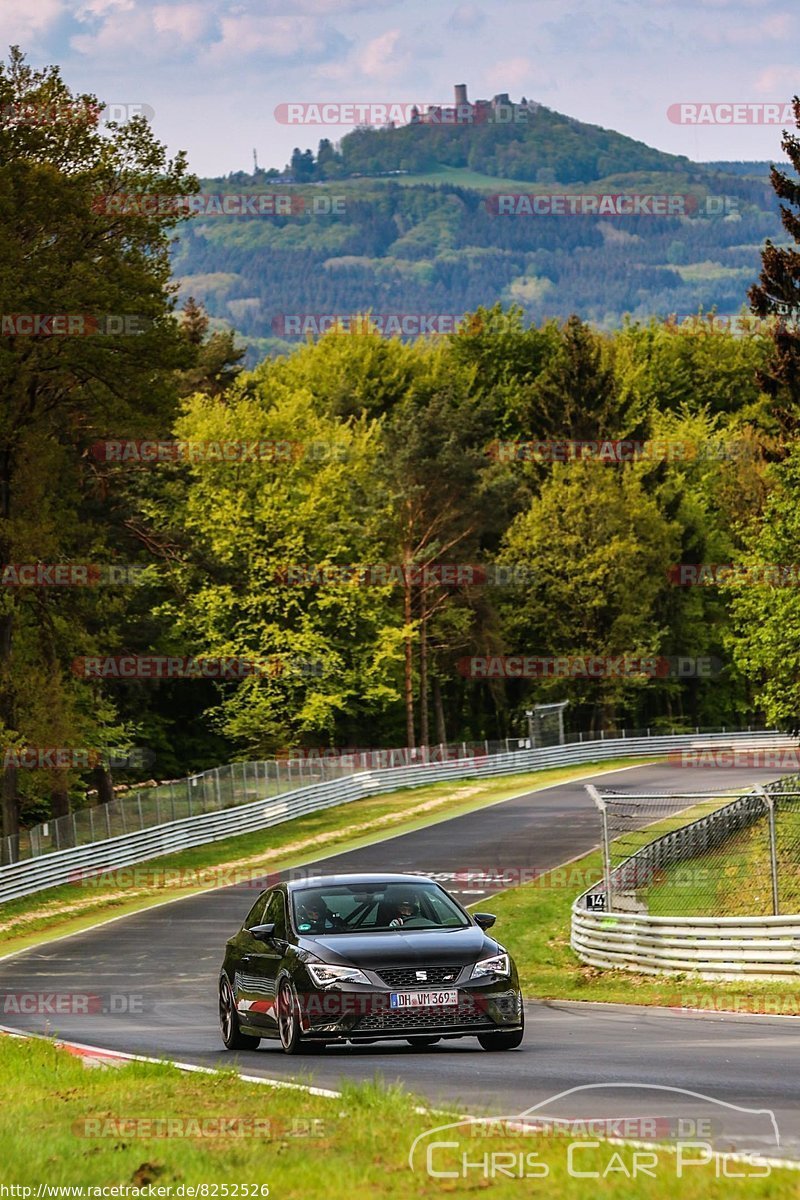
219,872 -> 524,1054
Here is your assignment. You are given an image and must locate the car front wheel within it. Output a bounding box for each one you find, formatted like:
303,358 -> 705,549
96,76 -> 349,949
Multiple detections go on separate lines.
477,1026 -> 524,1051
277,978 -> 303,1054
219,976 -> 260,1051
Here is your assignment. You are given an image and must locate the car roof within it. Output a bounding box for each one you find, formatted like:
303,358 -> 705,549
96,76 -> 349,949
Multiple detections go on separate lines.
285,873 -> 436,890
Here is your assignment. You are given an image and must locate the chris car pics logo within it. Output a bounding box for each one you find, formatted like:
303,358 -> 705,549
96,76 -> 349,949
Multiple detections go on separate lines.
409,1084 -> 780,1182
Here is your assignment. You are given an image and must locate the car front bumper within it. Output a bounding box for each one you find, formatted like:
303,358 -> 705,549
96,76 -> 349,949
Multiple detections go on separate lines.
294,980 -> 523,1041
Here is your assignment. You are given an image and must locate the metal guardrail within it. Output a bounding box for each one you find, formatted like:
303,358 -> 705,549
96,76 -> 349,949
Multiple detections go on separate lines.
0,729 -> 788,906
572,771 -> 800,979
2,724 -> 776,866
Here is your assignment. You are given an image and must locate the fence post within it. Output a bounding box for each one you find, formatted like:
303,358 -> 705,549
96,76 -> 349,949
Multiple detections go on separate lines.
216,768 -> 223,809
105,804 -> 112,839
137,794 -> 144,830
586,784 -> 613,913
756,786 -> 780,916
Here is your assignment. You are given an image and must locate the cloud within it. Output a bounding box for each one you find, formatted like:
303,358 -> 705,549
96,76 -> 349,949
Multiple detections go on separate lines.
485,56 -> 534,89
447,4 -> 487,32
1,0 -> 66,40
754,65 -> 800,96
359,30 -> 407,78
202,14 -> 346,65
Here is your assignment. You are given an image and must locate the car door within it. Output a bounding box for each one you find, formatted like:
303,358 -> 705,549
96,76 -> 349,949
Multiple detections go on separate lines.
235,889 -> 288,1031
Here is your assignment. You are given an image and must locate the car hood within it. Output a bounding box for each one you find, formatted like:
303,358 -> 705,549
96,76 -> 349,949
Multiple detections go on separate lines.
300,925 -> 497,967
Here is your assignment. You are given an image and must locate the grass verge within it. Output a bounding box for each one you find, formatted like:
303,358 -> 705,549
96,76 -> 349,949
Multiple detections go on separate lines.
0,1035 -> 795,1195
0,758 -> 652,958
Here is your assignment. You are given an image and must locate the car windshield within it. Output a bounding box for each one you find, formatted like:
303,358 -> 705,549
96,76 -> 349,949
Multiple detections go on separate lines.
291,882 -> 471,934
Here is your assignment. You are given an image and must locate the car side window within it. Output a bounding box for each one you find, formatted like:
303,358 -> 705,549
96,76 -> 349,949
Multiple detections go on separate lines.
264,890 -> 287,939
244,891 -> 270,929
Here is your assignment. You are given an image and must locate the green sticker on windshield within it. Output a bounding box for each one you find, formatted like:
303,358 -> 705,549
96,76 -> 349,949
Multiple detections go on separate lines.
299,923 -> 312,931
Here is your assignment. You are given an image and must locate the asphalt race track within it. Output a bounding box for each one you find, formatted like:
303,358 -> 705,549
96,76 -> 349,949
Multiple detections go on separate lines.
2,761 -> 800,1161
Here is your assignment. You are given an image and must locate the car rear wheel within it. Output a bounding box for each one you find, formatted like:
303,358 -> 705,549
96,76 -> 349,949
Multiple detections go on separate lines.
406,1037 -> 441,1048
219,976 -> 260,1051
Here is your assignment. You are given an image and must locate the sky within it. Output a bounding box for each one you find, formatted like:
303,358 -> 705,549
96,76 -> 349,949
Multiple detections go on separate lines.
4,0 -> 799,176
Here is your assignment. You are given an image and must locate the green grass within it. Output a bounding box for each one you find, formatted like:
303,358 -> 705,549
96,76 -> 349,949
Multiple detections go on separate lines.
0,1036 -> 794,1195
646,807 -> 800,918
0,758 -> 653,957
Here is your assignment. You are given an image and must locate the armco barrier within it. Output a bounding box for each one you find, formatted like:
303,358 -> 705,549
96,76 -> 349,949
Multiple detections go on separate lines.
572,770 -> 800,980
571,906 -> 800,979
0,729 -> 790,906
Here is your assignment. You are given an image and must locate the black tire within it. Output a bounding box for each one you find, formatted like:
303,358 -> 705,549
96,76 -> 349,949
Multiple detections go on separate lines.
277,978 -> 304,1054
406,1037 -> 441,1048
477,1027 -> 524,1051
219,976 -> 260,1051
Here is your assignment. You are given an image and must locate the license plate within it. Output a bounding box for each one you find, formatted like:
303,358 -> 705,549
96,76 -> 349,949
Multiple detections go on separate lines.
390,990 -> 458,1008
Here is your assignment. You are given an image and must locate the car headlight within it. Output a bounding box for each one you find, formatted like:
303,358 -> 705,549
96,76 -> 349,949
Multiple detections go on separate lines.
306,962 -> 371,988
470,953 -> 511,980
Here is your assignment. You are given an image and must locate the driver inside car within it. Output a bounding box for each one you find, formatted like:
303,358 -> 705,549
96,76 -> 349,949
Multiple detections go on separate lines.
387,894 -> 419,927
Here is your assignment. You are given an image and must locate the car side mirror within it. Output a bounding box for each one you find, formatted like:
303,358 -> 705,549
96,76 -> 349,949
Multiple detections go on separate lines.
248,922 -> 276,942
473,912 -> 496,930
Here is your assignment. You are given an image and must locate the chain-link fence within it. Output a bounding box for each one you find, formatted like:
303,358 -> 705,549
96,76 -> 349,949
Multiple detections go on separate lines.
0,723 -> 773,867
1,739 -> 528,865
587,774 -> 800,917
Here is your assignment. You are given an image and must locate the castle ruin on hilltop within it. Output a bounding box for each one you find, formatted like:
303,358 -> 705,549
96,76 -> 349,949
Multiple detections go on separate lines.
410,83 -> 537,126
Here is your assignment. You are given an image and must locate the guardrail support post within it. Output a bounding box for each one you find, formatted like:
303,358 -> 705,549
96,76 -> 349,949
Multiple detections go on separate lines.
756,785 -> 780,916
586,784 -> 613,912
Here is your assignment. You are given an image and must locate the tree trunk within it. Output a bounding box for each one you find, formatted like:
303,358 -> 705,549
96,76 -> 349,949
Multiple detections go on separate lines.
433,675 -> 447,745
0,445 -> 18,848
0,764 -> 18,864
419,607 -> 429,748
51,773 -> 72,847
91,765 -> 115,808
403,555 -> 415,749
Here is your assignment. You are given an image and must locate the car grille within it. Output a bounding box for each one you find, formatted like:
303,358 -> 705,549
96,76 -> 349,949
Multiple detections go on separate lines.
355,996 -> 491,1033
376,965 -> 463,989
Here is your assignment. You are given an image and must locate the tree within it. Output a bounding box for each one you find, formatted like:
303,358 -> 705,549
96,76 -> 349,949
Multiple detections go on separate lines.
176,296 -> 245,397
749,96 -> 800,429
0,47 -> 196,852
497,462 -> 678,731
728,446 -> 800,729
